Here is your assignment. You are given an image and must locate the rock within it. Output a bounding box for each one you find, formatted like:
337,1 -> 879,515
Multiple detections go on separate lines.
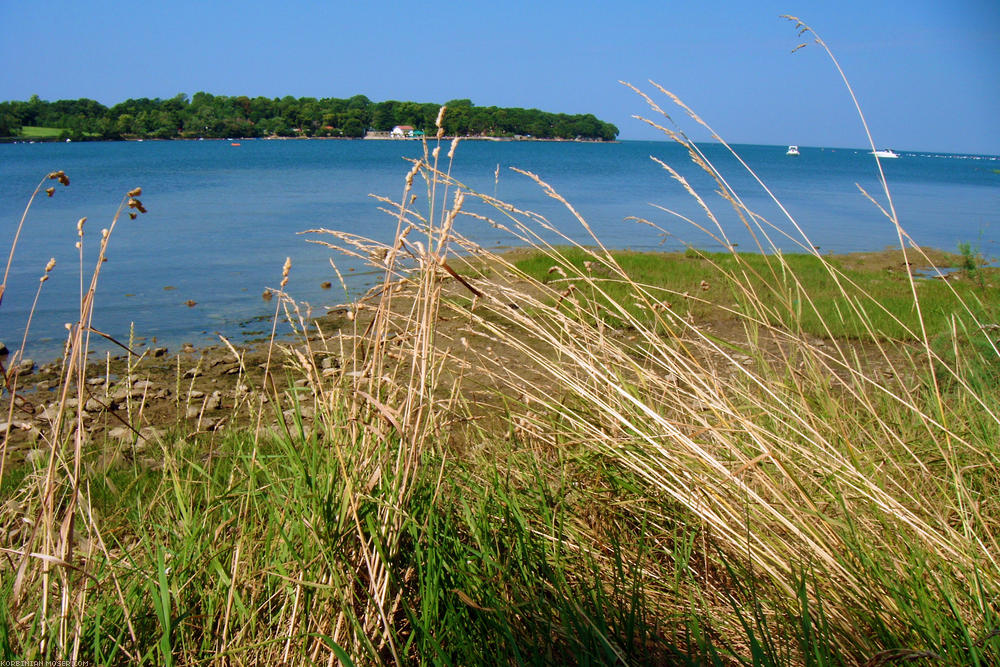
25,448 -> 47,465
152,347 -> 168,357
86,376 -> 106,386
17,358 -> 35,375
186,406 -> 201,420
0,421 -> 32,434
133,379 -> 154,392
108,426 -> 131,440
85,397 -> 105,412
0,341 -> 7,356
183,368 -> 198,379
188,389 -> 205,399
205,391 -> 222,411
138,426 -> 163,443
320,356 -> 339,370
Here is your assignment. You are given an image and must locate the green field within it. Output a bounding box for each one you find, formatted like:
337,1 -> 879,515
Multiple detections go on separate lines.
17,125 -> 66,137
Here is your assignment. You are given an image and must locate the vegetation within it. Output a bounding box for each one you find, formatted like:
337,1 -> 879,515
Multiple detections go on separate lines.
0,93 -> 618,142
2,19 -> 999,666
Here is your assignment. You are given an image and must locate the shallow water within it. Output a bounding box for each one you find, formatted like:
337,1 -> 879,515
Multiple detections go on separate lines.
1,139 -> 998,358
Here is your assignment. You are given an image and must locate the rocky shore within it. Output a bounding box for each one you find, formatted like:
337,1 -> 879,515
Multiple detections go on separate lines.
0,310 -> 349,467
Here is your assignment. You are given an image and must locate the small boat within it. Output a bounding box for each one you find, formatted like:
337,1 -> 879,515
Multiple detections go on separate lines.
786,145 -> 800,156
231,142 -> 241,146
872,148 -> 899,159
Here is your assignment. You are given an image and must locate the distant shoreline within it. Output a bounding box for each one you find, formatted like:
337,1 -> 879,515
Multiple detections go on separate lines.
2,135 -> 618,145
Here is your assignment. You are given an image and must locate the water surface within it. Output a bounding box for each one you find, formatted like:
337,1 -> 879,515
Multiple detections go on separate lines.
2,139 -> 997,358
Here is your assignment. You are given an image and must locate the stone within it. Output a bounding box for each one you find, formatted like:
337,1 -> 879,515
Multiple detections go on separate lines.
186,406 -> 201,420
25,448 -> 47,465
0,421 -> 32,434
0,341 -> 7,356
205,391 -> 222,411
152,347 -> 168,357
17,358 -> 35,375
138,426 -> 164,443
108,426 -> 131,440
188,389 -> 205,399
85,397 -> 105,412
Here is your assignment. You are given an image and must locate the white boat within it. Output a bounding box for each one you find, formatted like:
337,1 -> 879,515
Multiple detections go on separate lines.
872,148 -> 899,159
786,145 -> 800,156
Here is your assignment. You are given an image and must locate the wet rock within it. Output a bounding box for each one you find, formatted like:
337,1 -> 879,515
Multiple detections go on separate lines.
0,341 -> 7,356
188,389 -> 205,399
152,347 -> 168,357
84,397 -> 105,412
17,358 -> 35,375
186,406 -> 201,420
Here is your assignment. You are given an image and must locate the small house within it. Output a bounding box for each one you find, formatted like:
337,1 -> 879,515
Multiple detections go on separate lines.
391,125 -> 415,138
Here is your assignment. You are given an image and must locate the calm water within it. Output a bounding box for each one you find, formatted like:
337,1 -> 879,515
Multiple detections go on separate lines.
2,139 -> 998,358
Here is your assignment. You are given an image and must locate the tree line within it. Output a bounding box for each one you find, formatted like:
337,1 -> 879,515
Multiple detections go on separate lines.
0,93 -> 618,141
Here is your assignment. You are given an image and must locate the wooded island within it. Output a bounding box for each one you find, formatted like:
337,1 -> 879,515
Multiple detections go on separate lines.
0,93 -> 619,141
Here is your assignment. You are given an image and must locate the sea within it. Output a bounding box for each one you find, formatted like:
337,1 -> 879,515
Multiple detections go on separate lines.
1,139 -> 998,359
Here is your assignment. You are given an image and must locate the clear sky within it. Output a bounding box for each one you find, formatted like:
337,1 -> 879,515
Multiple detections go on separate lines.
2,0 -> 997,154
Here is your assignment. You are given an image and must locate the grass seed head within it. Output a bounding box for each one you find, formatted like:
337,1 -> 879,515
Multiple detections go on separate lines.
76,217 -> 86,237
128,187 -> 142,197
435,105 -> 447,138
281,257 -> 292,288
45,187 -> 55,197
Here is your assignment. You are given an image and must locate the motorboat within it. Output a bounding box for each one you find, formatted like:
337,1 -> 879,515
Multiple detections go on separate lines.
786,145 -> 800,156
872,148 -> 899,159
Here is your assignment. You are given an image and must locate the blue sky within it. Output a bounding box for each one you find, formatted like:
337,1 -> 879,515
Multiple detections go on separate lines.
2,0 -> 997,153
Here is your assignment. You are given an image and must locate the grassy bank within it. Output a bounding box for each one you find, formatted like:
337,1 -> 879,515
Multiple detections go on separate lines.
17,126 -> 67,138
3,74 -> 1000,665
